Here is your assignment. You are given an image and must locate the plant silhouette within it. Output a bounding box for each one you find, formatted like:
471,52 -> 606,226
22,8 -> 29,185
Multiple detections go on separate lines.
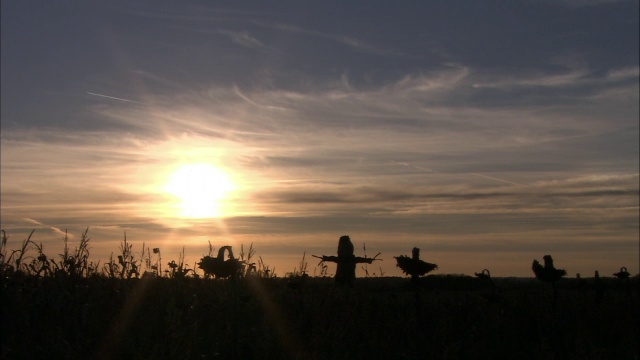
474,268 -> 492,282
197,245 -> 245,278
313,235 -> 380,286
613,266 -> 630,280
475,268 -> 504,303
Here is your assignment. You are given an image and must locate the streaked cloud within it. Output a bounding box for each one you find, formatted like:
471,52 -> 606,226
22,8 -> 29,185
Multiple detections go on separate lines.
259,22 -> 406,56
218,30 -> 265,50
86,92 -> 141,103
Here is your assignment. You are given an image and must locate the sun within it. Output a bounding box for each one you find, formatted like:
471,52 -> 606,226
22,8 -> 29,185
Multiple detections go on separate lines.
164,163 -> 235,218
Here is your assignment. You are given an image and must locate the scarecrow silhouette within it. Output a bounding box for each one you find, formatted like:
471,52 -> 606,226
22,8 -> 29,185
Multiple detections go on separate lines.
395,247 -> 437,285
313,235 -> 380,286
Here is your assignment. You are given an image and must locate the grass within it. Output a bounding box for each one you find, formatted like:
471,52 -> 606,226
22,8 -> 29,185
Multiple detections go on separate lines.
1,229 -> 638,359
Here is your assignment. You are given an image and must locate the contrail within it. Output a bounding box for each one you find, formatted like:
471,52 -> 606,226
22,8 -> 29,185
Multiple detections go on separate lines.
23,218 -> 71,238
469,172 -> 526,186
233,86 -> 289,111
390,160 -> 526,186
389,160 -> 437,173
86,91 -> 139,103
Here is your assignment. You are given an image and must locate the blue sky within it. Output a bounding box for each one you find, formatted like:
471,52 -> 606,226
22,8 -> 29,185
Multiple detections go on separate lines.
1,1 -> 638,277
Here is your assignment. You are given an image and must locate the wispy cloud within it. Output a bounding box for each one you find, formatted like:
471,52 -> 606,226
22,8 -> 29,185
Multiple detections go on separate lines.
542,0 -> 630,7
258,22 -> 405,56
24,218 -> 70,238
472,65 -> 639,90
218,30 -> 265,50
607,66 -> 640,81
86,92 -> 141,103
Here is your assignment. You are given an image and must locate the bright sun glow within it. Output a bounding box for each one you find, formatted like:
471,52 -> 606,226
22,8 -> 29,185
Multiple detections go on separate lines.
164,163 -> 235,218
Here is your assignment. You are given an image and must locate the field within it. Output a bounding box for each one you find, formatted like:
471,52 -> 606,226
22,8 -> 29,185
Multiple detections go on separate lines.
1,231 -> 638,359
2,274 -> 638,360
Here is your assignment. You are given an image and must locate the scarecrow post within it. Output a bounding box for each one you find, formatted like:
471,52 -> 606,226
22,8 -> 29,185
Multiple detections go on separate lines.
532,254 -> 566,313
593,270 -> 604,307
394,247 -> 438,340
532,255 -> 568,355
613,266 -> 631,297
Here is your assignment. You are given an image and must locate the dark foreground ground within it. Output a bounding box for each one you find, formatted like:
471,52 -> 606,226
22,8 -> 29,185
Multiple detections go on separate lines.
2,275 -> 638,360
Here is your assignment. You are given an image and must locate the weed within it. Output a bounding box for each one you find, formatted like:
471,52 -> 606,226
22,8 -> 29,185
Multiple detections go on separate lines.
314,261 -> 330,278
167,246 -> 193,279
239,243 -> 257,276
153,247 -> 162,275
27,241 -> 52,277
1,229 -> 36,276
361,243 -> 370,277
102,232 -> 141,279
50,228 -> 93,278
257,256 -> 276,278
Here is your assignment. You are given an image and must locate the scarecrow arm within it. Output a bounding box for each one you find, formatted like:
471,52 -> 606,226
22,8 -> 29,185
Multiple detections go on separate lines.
355,252 -> 382,264
312,255 -> 339,265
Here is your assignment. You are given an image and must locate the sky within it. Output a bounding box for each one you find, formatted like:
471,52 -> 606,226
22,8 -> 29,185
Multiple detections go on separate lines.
1,0 -> 638,278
